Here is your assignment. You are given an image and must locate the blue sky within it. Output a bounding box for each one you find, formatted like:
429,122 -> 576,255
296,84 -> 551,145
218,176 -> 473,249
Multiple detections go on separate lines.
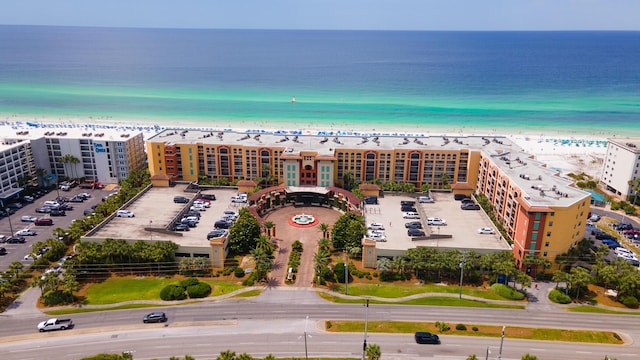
1,0 -> 638,30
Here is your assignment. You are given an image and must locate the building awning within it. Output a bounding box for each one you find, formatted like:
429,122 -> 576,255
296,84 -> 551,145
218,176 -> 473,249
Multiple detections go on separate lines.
0,187 -> 24,200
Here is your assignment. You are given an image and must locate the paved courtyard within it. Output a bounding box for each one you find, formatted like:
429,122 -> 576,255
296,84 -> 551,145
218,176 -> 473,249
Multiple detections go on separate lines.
262,206 -> 342,287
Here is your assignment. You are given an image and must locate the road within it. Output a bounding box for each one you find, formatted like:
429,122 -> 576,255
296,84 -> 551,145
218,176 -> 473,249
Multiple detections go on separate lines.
0,288 -> 638,360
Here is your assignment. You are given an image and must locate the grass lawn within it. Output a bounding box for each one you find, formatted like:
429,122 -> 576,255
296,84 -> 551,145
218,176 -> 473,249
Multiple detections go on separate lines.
328,283 -> 519,301
83,277 -> 245,305
568,305 -> 640,315
326,320 -> 622,345
317,292 -> 524,309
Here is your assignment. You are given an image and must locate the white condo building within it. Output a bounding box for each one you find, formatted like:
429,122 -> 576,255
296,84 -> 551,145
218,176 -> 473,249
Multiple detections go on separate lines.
3,123 -> 147,185
0,136 -> 36,199
601,138 -> 640,198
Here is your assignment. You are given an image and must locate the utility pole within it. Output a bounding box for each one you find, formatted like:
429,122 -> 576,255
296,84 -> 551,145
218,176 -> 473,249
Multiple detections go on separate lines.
498,326 -> 506,359
344,248 -> 349,295
304,315 -> 309,360
459,251 -> 466,299
362,298 -> 369,360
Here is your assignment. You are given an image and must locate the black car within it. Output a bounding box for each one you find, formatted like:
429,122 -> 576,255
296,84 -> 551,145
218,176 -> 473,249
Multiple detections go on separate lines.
404,221 -> 422,229
68,196 -> 84,203
59,204 -> 74,211
173,224 -> 190,231
199,194 -> 216,201
400,200 -> 416,206
7,202 -> 23,209
0,247 -> 7,255
6,236 -> 26,244
407,228 -> 426,237
50,209 -> 66,216
415,332 -> 440,344
143,312 -> 167,323
180,219 -> 197,227
363,196 -> 378,205
214,220 -> 233,229
461,203 -> 481,210
401,206 -> 417,212
186,211 -> 201,219
173,196 -> 190,204
207,230 -> 228,239
614,223 -> 633,231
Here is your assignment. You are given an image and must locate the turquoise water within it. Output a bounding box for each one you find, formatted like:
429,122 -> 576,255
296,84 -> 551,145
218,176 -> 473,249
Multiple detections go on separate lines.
0,27 -> 638,136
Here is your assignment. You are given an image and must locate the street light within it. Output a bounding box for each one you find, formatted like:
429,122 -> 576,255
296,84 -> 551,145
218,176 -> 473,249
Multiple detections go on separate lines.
459,251 -> 466,299
498,326 -> 506,359
298,315 -> 311,360
362,298 -> 369,360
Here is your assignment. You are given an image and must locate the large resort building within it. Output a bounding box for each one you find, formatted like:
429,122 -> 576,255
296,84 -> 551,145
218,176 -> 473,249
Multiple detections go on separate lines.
147,129 -> 591,269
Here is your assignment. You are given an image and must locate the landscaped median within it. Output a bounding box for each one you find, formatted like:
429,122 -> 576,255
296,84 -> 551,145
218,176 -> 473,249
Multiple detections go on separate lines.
316,283 -> 526,309
325,320 -> 623,344
42,277 -> 260,315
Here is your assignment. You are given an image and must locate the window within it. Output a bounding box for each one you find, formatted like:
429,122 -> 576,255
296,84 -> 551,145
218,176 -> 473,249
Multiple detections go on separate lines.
531,232 -> 538,241
545,241 -> 550,247
546,232 -> 551,237
543,251 -> 548,257
548,221 -> 553,227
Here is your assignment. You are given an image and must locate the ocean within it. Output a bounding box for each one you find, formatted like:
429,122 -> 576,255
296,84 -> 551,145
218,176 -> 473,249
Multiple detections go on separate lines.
0,26 -> 638,136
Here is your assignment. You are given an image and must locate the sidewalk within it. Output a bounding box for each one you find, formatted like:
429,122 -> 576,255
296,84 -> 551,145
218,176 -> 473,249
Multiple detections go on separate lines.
2,287 -> 43,318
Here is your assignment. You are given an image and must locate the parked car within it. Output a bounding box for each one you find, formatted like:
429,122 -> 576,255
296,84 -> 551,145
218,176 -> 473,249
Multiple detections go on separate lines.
461,203 -> 481,210
231,196 -> 247,203
193,200 -> 210,208
363,196 -> 378,205
415,331 -> 440,344
199,193 -> 216,201
214,220 -> 233,229
0,247 -> 7,255
418,196 -> 434,203
401,206 -> 417,212
78,193 -> 92,199
0,235 -> 6,243
601,239 -> 621,249
173,224 -> 190,232
21,196 -> 35,203
454,194 -> 468,200
83,209 -> 95,216
143,312 -> 168,323
34,218 -> 53,226
589,214 -> 601,222
21,215 -> 38,222
180,219 -> 197,227
400,200 -> 416,206
173,196 -> 190,203
207,229 -> 229,239
50,209 -> 66,216
59,204 -> 74,211
6,202 -> 23,209
367,230 -> 385,238
68,196 -> 85,203
116,210 -> 135,218
404,221 -> 422,229
16,228 -> 37,236
44,200 -> 60,207
368,222 -> 385,230
6,236 -> 26,244
402,212 -> 420,219
407,228 -> 426,237
478,227 -> 495,234
427,217 -> 447,226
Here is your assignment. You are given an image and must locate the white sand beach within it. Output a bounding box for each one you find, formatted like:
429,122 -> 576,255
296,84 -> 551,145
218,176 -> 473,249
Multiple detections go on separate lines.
2,115 -> 608,179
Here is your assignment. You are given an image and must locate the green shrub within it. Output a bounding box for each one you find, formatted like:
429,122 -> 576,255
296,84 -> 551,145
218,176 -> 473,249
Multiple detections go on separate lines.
292,240 -> 303,252
42,290 -> 75,305
234,267 -> 246,278
619,295 -> 639,308
435,321 -> 450,333
179,277 -> 199,287
549,289 -> 571,304
160,284 -> 186,301
455,323 -> 467,331
472,326 -> 478,332
186,282 -> 212,298
242,272 -> 257,286
490,283 -> 526,300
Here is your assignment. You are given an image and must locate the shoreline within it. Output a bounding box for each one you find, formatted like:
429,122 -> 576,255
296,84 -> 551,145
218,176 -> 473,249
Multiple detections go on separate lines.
2,116 -> 612,178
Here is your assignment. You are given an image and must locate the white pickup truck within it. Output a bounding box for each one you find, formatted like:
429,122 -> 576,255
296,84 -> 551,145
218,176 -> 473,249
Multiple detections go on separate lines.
37,318 -> 74,332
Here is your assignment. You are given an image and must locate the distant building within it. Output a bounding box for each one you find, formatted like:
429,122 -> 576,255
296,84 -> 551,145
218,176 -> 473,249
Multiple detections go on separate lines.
601,138 -> 640,198
4,124 -> 147,184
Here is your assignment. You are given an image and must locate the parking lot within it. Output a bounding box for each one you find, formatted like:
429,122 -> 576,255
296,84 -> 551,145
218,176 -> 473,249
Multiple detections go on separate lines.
86,186 -> 246,254
0,187 -> 113,271
363,192 -> 511,257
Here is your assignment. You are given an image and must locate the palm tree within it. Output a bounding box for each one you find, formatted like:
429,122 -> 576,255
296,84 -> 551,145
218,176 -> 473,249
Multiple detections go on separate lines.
60,154 -> 80,179
319,223 -> 330,238
376,258 -> 392,273
34,168 -> 47,187
366,343 -> 381,360
264,221 -> 275,237
466,355 -> 479,360
216,350 -> 236,360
